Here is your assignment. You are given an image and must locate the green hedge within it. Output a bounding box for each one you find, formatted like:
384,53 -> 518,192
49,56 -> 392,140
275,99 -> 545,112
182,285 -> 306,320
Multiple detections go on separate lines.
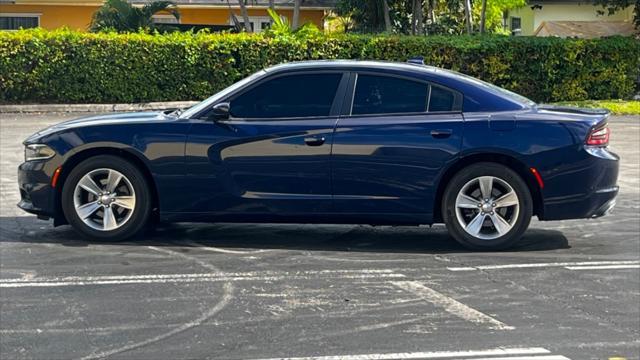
1,29 -> 638,104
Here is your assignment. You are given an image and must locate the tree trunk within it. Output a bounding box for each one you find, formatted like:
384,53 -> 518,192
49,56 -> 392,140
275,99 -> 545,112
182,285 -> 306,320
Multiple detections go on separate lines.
415,0 -> 423,35
268,0 -> 275,25
292,0 -> 301,30
382,0 -> 392,32
479,0 -> 487,34
238,0 -> 251,32
463,0 -> 473,34
411,0 -> 417,34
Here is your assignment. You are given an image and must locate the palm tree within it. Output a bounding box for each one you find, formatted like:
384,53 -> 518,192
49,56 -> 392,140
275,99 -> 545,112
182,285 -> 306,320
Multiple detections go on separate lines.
237,0 -> 252,32
463,0 -> 473,34
479,0 -> 487,34
90,0 -> 180,32
382,0 -> 392,32
292,0 -> 301,30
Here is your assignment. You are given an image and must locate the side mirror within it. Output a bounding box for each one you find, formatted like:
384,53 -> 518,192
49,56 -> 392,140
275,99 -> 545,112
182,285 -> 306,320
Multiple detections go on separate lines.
211,102 -> 230,120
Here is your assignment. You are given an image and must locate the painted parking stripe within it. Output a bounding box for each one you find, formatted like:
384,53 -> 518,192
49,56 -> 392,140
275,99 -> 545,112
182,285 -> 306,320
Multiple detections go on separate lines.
565,264 -> 640,270
392,281 -> 514,330
0,269 -> 405,288
472,356 -> 570,360
251,347 -> 553,360
447,260 -> 640,272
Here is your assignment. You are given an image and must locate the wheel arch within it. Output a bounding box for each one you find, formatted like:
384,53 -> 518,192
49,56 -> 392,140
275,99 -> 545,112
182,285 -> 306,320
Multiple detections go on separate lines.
53,147 -> 159,226
433,152 -> 543,223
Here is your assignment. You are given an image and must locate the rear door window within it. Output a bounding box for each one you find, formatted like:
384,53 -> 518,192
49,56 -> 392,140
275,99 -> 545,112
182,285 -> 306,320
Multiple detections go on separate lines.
351,74 -> 428,115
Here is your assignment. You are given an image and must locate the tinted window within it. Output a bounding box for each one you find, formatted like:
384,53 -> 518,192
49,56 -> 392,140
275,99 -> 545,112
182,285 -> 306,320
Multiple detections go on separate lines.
352,75 -> 428,115
230,73 -> 342,118
429,86 -> 456,112
0,16 -> 38,30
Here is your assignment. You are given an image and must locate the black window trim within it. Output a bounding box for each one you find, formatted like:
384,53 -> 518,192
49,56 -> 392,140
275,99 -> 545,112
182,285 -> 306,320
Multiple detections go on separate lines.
343,71 -> 463,119
209,70 -> 349,122
0,13 -> 41,31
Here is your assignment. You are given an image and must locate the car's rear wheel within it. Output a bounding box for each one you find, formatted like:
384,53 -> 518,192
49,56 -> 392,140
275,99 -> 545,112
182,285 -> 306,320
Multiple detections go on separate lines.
442,162 -> 532,250
62,155 -> 151,241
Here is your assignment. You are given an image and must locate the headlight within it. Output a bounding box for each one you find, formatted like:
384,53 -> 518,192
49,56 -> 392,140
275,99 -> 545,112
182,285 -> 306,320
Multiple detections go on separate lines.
24,144 -> 55,162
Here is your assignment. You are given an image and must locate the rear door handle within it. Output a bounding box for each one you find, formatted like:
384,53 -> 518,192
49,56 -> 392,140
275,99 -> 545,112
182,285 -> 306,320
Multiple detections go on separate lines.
304,136 -> 326,146
430,129 -> 452,139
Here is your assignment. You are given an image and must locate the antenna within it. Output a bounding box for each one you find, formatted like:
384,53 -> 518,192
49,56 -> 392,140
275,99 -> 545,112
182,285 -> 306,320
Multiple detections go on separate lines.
407,56 -> 425,65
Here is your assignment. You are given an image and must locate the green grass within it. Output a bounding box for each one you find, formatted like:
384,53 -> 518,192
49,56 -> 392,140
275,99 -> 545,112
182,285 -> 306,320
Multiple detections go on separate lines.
551,100 -> 640,115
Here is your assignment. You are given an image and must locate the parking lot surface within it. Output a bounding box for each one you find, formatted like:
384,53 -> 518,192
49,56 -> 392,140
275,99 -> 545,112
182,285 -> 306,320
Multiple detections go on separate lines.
1,113 -> 639,360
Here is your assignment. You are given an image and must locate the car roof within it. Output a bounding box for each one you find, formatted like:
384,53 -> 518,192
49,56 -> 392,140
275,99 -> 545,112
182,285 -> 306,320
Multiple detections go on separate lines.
265,60 -> 459,79
264,60 -> 535,112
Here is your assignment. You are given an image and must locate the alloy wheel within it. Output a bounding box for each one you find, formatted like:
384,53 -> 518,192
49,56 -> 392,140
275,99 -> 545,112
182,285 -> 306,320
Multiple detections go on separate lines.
454,176 -> 520,240
72,168 -> 136,231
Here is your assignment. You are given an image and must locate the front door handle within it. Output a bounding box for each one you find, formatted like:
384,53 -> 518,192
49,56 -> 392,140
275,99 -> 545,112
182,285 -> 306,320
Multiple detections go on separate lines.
430,129 -> 453,139
304,136 -> 326,146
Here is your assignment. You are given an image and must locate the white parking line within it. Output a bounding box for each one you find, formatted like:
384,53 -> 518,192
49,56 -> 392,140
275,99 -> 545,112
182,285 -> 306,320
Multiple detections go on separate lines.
0,269 -> 406,288
447,260 -> 640,272
392,281 -> 514,330
472,356 -> 570,360
250,347 -> 555,360
565,264 -> 640,270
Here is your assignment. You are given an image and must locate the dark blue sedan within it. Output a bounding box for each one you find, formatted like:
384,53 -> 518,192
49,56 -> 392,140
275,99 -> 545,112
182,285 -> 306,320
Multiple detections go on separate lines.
17,60 -> 619,250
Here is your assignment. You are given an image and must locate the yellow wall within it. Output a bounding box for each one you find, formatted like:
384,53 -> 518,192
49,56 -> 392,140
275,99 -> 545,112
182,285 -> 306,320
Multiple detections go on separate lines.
0,3 -> 325,31
0,4 -> 99,30
179,8 -> 324,28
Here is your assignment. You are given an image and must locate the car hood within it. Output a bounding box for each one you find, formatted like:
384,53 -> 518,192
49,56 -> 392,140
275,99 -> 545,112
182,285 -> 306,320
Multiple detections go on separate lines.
24,111 -> 170,143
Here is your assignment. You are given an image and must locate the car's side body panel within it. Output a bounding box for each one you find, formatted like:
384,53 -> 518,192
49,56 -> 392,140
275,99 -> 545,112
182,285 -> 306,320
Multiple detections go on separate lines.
17,61 -> 619,229
19,113 -> 192,218
182,118 -> 337,216
331,113 -> 463,218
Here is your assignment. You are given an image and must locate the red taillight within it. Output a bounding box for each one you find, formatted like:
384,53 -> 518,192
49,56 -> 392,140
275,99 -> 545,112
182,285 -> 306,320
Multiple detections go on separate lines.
586,125 -> 610,146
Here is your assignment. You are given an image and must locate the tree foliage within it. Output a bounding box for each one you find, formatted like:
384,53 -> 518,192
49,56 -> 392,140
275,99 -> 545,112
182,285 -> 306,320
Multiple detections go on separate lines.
335,0 -> 526,34
90,0 -> 180,33
592,0 -> 640,28
2,29 -> 638,104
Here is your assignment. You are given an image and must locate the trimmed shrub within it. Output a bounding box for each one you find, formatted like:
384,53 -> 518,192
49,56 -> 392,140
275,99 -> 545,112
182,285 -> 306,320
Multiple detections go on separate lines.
1,28 -> 638,104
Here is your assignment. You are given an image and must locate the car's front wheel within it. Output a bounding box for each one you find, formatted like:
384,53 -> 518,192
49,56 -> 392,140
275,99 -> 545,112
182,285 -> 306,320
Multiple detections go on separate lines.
61,155 -> 151,241
442,162 -> 533,250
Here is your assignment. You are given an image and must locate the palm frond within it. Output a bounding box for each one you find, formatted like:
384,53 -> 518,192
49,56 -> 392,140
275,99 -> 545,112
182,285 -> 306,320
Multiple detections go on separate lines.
142,1 -> 180,21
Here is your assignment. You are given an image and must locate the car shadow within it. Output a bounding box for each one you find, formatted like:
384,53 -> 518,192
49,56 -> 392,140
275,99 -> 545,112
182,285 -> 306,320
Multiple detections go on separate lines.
0,216 -> 570,254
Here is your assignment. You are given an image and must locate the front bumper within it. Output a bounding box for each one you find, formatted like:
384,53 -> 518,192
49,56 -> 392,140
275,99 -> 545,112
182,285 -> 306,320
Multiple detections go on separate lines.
17,161 -> 56,218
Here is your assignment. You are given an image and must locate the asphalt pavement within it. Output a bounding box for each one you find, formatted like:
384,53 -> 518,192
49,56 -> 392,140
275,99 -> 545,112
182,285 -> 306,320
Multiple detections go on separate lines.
0,113 -> 639,360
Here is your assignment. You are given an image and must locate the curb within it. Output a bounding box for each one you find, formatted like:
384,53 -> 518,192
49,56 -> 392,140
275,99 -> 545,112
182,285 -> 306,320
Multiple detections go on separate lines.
0,101 -> 199,113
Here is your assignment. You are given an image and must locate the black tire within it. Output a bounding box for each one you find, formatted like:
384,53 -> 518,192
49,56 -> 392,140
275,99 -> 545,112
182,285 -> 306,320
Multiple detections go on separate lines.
61,155 -> 152,241
442,162 -> 533,250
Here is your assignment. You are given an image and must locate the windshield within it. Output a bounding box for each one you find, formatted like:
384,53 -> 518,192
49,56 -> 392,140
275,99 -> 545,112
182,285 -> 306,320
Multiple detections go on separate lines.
179,69 -> 268,119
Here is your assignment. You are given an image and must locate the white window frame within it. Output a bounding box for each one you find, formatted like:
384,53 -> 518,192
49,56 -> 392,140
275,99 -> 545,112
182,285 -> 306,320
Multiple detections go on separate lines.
0,13 -> 41,31
229,16 -> 277,33
151,14 -> 180,24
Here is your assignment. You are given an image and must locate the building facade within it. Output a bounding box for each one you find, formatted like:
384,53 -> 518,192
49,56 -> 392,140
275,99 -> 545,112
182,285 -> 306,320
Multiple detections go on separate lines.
0,0 -> 336,31
506,0 -> 635,36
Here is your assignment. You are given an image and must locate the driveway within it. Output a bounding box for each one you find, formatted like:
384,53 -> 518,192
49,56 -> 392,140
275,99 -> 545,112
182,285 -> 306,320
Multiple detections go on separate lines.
0,113 -> 638,360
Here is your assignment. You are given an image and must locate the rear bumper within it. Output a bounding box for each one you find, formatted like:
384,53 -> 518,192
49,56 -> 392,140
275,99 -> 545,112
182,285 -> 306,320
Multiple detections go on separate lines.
541,186 -> 618,220
539,146 -> 619,221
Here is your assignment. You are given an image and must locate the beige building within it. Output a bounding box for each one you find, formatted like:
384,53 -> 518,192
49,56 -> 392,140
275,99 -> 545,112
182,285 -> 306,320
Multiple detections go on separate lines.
506,0 -> 636,37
